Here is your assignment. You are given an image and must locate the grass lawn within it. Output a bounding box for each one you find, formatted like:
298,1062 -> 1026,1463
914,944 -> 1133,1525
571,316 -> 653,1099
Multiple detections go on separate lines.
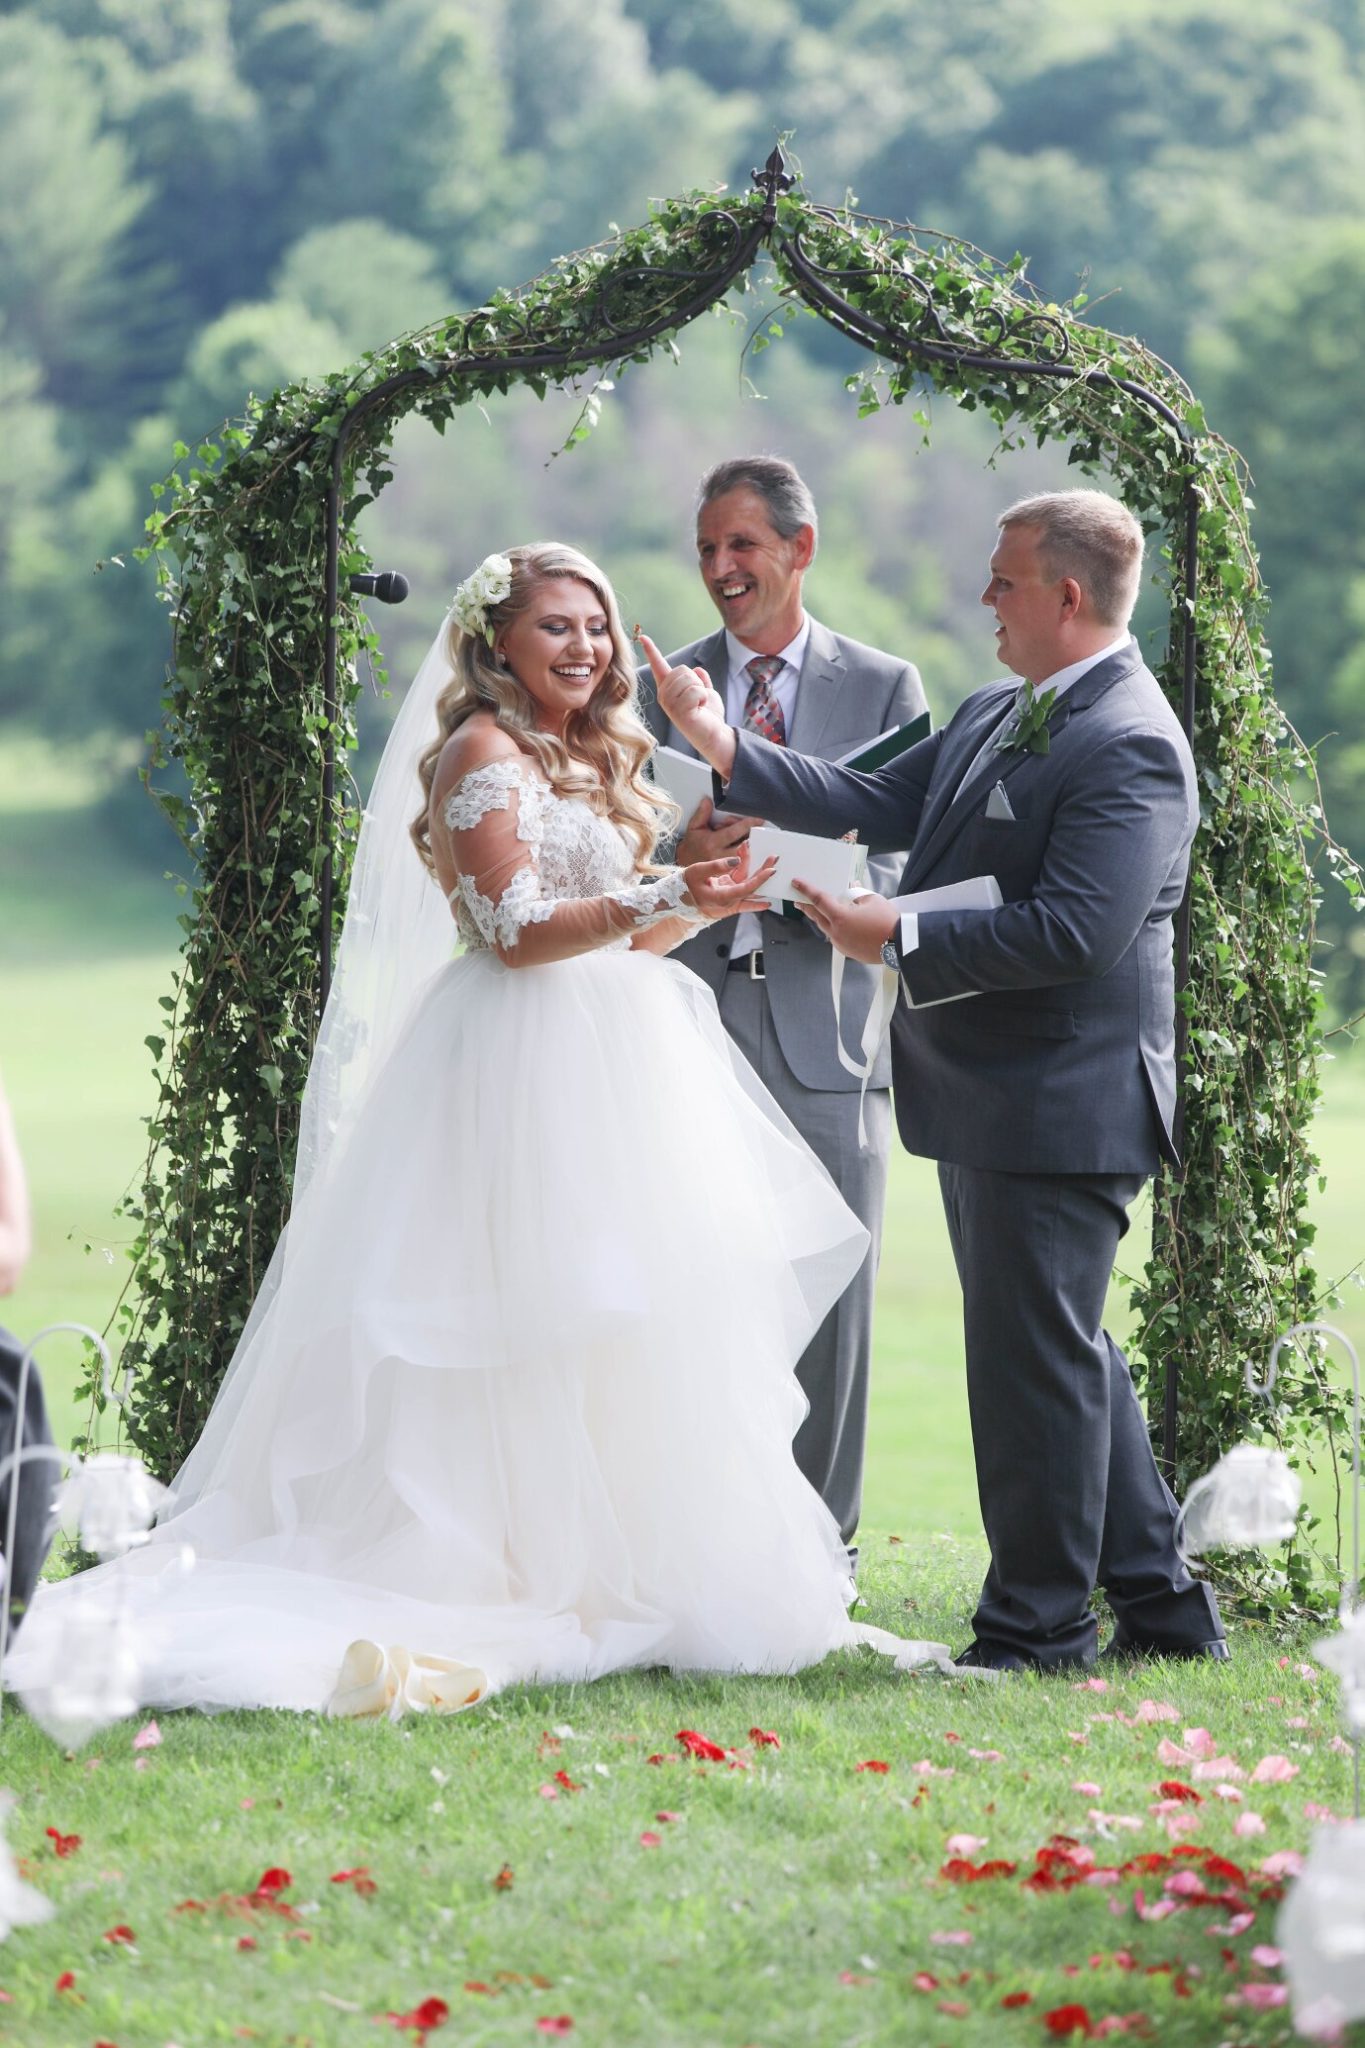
1,1547 -> 1358,2048
2,750 -> 1362,2045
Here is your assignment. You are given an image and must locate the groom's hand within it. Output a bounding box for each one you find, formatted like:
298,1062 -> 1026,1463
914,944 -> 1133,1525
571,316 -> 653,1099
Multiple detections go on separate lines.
639,633 -> 737,782
675,795 -> 761,870
793,881 -> 898,965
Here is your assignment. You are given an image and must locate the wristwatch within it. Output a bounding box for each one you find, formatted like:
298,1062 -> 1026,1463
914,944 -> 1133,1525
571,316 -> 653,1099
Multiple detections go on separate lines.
880,936 -> 900,973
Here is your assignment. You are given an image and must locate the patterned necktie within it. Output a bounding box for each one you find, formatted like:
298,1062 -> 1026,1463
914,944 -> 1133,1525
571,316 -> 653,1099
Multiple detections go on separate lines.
743,654 -> 786,746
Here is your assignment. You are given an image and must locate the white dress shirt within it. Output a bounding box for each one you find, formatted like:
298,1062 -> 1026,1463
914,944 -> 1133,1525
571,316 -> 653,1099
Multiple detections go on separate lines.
723,618 -> 811,961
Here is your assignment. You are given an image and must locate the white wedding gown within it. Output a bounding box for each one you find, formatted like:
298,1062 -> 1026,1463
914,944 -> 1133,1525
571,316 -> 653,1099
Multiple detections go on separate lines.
9,759 -> 950,1715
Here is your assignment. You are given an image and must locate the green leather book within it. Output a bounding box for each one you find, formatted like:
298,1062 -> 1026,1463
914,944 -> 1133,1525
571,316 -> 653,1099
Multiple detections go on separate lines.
836,709 -> 932,773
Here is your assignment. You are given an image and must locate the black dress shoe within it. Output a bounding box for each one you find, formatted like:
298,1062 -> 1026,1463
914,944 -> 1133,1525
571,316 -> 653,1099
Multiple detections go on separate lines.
1101,1633 -> 1232,1665
953,1640 -> 1031,1673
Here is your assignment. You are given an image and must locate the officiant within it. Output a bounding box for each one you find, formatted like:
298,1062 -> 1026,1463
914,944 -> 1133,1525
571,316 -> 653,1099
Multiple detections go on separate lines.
637,456 -> 927,1565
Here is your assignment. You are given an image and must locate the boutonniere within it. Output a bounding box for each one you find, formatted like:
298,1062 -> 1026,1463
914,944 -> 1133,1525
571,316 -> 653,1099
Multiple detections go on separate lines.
995,682 -> 1058,757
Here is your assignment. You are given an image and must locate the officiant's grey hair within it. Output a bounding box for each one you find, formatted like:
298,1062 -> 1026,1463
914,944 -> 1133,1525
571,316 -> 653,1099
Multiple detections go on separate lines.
696,455 -> 819,555
1000,489 -> 1143,628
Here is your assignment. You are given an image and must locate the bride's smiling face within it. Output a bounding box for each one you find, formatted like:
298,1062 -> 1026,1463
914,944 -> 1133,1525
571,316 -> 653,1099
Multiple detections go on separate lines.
497,577 -> 613,733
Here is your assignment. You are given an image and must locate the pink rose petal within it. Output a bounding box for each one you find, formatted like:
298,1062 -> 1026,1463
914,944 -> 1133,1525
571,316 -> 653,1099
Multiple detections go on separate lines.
1133,1699 -> 1179,1722
1233,1811 -> 1267,1837
967,1748 -> 1003,1762
1192,1758 -> 1244,1781
1072,1781 -> 1103,1797
1181,1727 -> 1218,1757
1251,1755 -> 1299,1784
1251,1944 -> 1283,1969
945,1834 -> 988,1857
1260,1850 -> 1305,1878
929,1930 -> 975,1947
132,1720 -> 162,1751
1237,1983 -> 1288,2009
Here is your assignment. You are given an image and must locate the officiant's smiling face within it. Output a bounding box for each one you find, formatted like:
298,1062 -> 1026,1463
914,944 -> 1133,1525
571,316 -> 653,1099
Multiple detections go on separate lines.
497,577 -> 613,734
696,487 -> 813,654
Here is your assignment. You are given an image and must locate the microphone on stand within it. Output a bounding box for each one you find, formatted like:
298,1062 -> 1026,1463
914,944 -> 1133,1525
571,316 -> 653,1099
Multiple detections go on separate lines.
348,570 -> 410,604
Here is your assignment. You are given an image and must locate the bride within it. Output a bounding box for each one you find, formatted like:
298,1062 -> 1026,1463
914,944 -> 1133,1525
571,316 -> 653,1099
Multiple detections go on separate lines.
9,542 -> 950,1719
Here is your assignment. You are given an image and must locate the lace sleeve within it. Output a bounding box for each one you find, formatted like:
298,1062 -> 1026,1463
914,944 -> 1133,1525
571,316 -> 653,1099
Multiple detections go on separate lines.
440,759 -> 702,967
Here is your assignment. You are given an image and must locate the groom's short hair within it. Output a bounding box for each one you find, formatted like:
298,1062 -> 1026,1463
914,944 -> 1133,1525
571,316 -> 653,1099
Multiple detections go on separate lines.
696,456 -> 819,556
1000,489 -> 1143,628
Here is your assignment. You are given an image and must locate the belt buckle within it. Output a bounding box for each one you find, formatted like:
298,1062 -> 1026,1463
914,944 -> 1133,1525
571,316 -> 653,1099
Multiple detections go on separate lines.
748,951 -> 765,982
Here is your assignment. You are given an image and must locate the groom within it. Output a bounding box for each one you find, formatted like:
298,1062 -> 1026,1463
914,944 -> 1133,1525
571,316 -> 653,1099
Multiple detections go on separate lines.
653,488 -> 1225,1672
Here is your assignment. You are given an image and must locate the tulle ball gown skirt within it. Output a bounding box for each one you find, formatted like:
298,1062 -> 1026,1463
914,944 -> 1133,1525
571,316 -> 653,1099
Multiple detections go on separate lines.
9,947 -> 921,1716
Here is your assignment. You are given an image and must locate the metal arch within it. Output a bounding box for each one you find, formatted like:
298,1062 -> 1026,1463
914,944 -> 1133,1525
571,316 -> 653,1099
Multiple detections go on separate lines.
317,142 -> 1204,1466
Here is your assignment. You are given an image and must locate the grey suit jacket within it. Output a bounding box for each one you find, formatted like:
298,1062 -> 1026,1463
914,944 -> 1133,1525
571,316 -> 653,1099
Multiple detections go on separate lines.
724,639 -> 1196,1173
639,619 -> 926,1092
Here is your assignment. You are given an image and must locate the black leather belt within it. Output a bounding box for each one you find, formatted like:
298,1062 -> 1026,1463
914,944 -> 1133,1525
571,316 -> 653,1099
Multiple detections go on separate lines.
725,951 -> 764,979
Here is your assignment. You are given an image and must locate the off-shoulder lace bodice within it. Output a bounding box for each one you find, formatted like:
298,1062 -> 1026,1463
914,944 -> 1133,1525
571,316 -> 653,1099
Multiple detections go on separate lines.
440,756 -> 696,961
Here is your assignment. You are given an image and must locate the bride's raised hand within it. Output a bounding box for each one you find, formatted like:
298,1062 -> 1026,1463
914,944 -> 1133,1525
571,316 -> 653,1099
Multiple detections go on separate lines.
683,850 -> 779,922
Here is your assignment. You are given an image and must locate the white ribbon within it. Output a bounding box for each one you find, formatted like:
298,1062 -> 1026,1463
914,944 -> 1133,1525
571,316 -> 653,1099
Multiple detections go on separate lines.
831,948 -> 900,1149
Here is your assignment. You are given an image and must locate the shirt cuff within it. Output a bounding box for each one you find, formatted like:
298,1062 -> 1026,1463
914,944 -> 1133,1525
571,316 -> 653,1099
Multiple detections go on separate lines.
898,911 -> 919,1008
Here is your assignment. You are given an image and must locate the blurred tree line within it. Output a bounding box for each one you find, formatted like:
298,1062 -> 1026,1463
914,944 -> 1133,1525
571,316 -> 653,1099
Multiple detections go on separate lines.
2,0 -> 1362,999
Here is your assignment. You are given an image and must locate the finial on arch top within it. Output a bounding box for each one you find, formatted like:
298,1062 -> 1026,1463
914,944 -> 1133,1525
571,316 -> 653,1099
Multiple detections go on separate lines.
752,143 -> 796,214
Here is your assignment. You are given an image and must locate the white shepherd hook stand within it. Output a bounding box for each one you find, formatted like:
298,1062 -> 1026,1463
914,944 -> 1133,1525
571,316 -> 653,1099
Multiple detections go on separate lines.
0,1321 -> 165,1727
1255,1322 -> 1362,1822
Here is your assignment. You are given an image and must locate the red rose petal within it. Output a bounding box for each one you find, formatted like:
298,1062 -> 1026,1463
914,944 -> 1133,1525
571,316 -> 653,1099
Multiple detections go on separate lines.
1002,1991 -> 1034,2007
55,1970 -> 78,1993
639,1830 -> 663,1848
101,1925 -> 136,1946
855,1759 -> 890,1773
676,1729 -> 728,1762
1043,2006 -> 1093,2036
749,1727 -> 781,1748
45,1829 -> 81,1858
536,2019 -> 574,2035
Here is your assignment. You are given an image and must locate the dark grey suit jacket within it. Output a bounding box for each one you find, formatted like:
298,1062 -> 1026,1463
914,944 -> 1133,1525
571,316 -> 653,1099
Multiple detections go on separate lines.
724,639 -> 1196,1174
639,619 -> 926,1093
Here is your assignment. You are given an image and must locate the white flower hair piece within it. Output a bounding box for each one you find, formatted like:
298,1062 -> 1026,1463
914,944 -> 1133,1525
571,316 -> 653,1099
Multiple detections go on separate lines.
450,553 -> 514,648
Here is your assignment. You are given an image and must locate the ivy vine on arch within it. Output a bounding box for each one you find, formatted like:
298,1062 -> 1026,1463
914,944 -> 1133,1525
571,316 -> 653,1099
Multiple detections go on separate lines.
98,149 -> 1351,1612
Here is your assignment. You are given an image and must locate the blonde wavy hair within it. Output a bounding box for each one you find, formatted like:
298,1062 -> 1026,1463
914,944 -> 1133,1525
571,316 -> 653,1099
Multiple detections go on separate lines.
410,542 -> 679,874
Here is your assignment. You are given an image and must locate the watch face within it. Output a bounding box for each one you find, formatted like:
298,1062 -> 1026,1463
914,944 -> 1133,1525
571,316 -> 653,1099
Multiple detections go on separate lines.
881,938 -> 899,970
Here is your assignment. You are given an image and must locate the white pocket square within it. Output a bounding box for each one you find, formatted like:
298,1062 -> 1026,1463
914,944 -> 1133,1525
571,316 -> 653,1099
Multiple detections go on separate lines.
984,781 -> 1015,821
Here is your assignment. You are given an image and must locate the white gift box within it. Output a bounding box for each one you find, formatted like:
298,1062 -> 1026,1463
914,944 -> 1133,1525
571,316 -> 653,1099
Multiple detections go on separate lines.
747,825 -> 868,905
